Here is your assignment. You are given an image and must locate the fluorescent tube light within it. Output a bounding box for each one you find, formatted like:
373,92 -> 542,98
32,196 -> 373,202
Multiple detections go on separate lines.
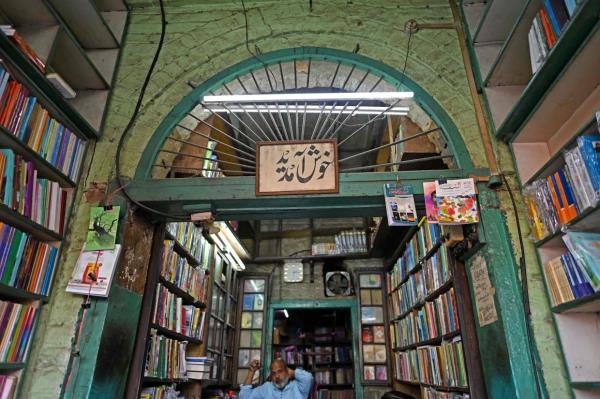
203,91 -> 414,103
208,104 -> 409,116
283,309 -> 289,318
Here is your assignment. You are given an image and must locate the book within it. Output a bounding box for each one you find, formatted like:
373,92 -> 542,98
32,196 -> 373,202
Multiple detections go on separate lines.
0,26 -> 45,72
384,183 -> 417,226
361,326 -> 373,343
85,206 -> 120,251
363,366 -> 375,381
66,245 -> 122,297
563,231 -> 600,291
373,325 -> 386,344
46,73 -> 76,99
434,178 -> 479,224
423,181 -> 439,223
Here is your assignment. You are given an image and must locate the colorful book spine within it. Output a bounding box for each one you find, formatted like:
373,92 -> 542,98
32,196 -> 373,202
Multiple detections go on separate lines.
577,135 -> 600,199
0,301 -> 38,363
0,223 -> 58,295
394,338 -> 468,388
160,240 -> 208,302
0,375 -> 19,399
543,246 -> 597,307
390,270 -> 426,317
139,385 -> 177,399
0,149 -> 71,233
144,330 -> 188,379
152,285 -> 203,339
0,63 -> 86,181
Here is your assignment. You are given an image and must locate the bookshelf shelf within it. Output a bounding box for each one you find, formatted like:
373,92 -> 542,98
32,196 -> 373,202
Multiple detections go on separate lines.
0,203 -> 62,241
150,323 -> 202,345
158,276 -> 204,308
393,330 -> 462,352
0,126 -> 76,188
485,0 -> 599,141
0,362 -> 26,370
394,379 -> 469,393
571,382 -> 600,389
462,1 -> 487,38
252,252 -> 370,264
0,33 -> 98,139
47,0 -> 119,49
534,204 -> 600,249
317,383 -> 353,389
0,283 -> 48,303
552,291 -> 600,314
165,230 -> 201,266
142,377 -> 189,385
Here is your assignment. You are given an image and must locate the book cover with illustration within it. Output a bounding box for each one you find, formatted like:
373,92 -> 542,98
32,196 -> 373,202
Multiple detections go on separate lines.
435,178 -> 479,224
423,181 -> 439,223
384,183 -> 417,226
84,206 -> 120,251
66,245 -> 122,297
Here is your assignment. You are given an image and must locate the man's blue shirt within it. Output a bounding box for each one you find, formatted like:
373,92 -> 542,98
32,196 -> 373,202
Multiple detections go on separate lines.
239,369 -> 313,399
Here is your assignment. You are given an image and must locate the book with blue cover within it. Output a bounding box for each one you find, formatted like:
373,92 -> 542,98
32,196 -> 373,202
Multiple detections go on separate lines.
563,231 -> 600,292
577,135 -> 600,199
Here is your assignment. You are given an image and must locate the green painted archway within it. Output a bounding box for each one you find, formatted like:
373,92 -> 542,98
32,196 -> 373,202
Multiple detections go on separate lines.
134,46 -> 474,181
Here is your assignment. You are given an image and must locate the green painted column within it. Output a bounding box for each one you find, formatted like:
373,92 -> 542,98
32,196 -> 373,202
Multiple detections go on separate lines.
463,184 -> 539,398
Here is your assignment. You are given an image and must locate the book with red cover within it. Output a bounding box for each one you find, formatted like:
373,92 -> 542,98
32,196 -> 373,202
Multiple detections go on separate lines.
361,326 -> 373,343
5,30 -> 46,73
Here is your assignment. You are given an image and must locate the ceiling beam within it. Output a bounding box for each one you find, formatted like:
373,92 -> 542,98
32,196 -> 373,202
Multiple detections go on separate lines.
127,169 -> 489,221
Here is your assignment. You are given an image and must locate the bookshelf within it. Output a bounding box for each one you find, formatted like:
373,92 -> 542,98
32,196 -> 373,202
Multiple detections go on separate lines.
462,0 -> 600,397
271,308 -> 355,398
0,0 -> 127,135
0,1 -> 126,394
128,222 -> 212,398
386,220 -> 472,398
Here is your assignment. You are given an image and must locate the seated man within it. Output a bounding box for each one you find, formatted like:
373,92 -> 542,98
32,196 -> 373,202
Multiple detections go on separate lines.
240,359 -> 314,399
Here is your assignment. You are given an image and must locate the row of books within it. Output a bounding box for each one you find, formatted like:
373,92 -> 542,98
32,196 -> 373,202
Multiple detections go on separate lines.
363,364 -> 387,381
315,369 -> 352,384
311,229 -> 368,255
152,285 -> 206,339
0,222 -> 58,295
315,346 -> 352,364
394,339 -> 468,388
391,288 -> 459,348
0,375 -> 18,399
144,330 -> 188,379
0,64 -> 86,180
524,135 -> 600,241
316,390 -> 353,399
527,0 -> 577,73
202,141 -> 223,178
543,231 -> 600,307
424,388 -> 470,399
0,301 -> 37,363
139,385 -> 180,399
314,326 -> 347,342
166,222 -> 205,262
160,240 -> 208,302
0,150 -> 71,234
389,270 -> 426,317
389,222 -> 452,292
274,347 -> 305,366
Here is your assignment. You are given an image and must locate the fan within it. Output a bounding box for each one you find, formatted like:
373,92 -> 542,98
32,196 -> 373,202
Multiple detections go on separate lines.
325,271 -> 352,296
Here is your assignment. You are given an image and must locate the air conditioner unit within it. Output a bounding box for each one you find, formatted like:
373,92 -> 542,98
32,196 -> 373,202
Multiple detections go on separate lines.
324,271 -> 352,297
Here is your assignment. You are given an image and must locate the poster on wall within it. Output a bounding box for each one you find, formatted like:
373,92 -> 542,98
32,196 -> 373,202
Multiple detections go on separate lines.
85,206 -> 120,251
383,183 -> 417,226
435,178 -> 479,224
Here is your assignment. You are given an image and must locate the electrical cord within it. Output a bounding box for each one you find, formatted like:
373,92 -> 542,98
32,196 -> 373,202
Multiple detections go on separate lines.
501,173 -> 544,398
111,0 -> 187,220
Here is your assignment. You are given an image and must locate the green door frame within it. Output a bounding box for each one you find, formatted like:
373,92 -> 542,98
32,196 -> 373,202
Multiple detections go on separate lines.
265,299 -> 363,399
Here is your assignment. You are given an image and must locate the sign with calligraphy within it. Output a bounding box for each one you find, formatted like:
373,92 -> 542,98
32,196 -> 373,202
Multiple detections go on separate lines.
256,140 -> 338,196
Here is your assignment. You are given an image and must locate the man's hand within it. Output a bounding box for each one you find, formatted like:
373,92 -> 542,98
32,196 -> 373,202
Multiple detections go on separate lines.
287,367 -> 295,380
244,360 -> 260,385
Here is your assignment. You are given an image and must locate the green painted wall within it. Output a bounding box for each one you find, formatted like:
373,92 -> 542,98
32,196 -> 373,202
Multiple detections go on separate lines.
20,1 -> 569,398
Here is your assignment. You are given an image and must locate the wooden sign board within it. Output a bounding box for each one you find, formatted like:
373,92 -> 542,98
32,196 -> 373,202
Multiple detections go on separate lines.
256,140 -> 338,196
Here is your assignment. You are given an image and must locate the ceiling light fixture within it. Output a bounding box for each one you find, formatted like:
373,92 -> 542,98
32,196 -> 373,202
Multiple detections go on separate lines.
203,91 -> 414,103
209,104 -> 409,116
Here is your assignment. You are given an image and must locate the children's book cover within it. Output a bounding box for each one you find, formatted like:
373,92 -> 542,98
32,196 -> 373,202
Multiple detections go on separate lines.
85,206 -> 120,251
423,181 -> 439,223
384,183 -> 418,226
66,245 -> 122,297
435,178 -> 479,224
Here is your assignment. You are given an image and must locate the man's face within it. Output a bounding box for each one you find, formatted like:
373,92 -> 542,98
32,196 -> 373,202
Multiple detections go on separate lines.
270,362 -> 290,389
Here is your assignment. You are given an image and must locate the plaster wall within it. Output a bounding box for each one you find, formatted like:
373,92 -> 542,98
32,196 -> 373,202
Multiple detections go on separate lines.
21,1 -> 569,398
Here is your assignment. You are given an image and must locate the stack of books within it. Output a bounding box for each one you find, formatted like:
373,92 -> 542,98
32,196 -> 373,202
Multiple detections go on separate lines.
311,229 -> 368,255
543,232 -> 600,306
0,375 -> 18,399
527,0 -> 578,73
0,223 -> 58,295
523,134 -> 600,241
139,385 -> 179,399
0,64 -> 86,181
395,338 -> 467,388
0,301 -> 38,363
202,141 -> 223,178
424,387 -> 469,399
0,149 -> 72,234
186,356 -> 214,380
144,330 -> 188,380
